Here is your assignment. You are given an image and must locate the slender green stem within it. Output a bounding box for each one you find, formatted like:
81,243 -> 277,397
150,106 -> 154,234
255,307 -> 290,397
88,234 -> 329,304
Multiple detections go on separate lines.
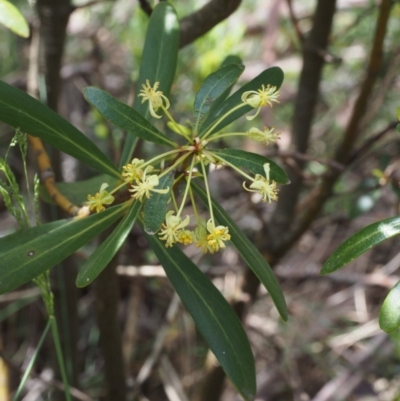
158,152 -> 192,179
177,156 -> 196,217
161,105 -> 193,142
202,103 -> 247,140
171,187 -> 179,212
205,132 -> 248,143
141,149 -> 183,170
205,150 -> 255,181
51,316 -> 72,401
199,158 -> 215,225
189,184 -> 201,225
12,320 -> 52,401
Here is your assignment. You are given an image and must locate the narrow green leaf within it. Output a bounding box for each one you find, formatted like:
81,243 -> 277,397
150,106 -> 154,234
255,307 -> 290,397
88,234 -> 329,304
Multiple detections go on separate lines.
0,0 -> 29,38
83,87 -> 176,148
121,2 -> 180,166
40,174 -> 118,206
192,182 -> 288,321
321,216 -> 400,275
207,55 -> 244,116
76,201 -> 141,287
379,281 -> 400,333
145,233 -> 256,401
0,203 -> 129,294
143,172 -> 174,235
0,81 -> 120,178
194,63 -> 244,133
200,67 -> 284,137
213,148 -> 289,185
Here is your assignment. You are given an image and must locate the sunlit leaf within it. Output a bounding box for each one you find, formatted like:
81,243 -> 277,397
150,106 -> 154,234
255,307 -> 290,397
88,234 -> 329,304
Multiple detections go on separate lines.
146,233 -> 256,401
192,182 -> 288,321
213,148 -> 289,185
121,2 -> 180,166
200,67 -> 284,136
0,81 -> 120,178
321,215 -> 400,275
194,63 -> 244,133
76,201 -> 141,287
83,87 -> 176,148
143,172 -> 174,235
0,203 -> 129,294
379,281 -> 400,333
0,0 -> 29,38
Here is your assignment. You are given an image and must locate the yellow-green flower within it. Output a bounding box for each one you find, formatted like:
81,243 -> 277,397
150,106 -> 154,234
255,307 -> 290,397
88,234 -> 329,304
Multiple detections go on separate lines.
247,126 -> 280,145
206,219 -> 231,253
122,158 -> 145,183
129,166 -> 169,201
178,229 -> 195,245
138,80 -> 170,119
194,219 -> 210,253
243,163 -> 278,203
159,211 -> 190,247
85,183 -> 115,213
241,84 -> 279,120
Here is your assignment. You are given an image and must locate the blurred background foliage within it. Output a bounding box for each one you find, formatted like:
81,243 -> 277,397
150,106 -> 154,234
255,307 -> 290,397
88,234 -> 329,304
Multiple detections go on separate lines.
1,1 -> 400,401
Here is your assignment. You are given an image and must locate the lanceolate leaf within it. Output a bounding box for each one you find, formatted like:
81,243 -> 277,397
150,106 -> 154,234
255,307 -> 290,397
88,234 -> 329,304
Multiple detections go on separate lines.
208,56 -> 244,116
192,182 -> 288,321
0,203 -> 129,294
321,216 -> 400,275
200,67 -> 284,137
0,0 -> 29,38
121,2 -> 180,166
213,148 -> 289,185
76,201 -> 141,287
145,233 -> 256,401
143,172 -> 175,235
0,81 -> 120,178
83,87 -> 176,148
194,63 -> 244,133
379,281 -> 400,333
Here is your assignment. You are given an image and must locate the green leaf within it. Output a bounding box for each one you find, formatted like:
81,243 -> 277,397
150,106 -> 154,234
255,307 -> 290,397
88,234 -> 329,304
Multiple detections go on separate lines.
83,87 -> 176,148
0,0 -> 29,38
0,203 -> 129,294
380,280 -> 400,332
213,148 -> 289,185
76,201 -> 141,287
321,215 -> 400,275
121,2 -> 180,166
207,55 -> 244,116
194,63 -> 244,133
145,233 -> 256,401
200,67 -> 284,137
143,172 -> 174,235
40,175 -> 118,206
0,81 -> 120,179
192,182 -> 288,321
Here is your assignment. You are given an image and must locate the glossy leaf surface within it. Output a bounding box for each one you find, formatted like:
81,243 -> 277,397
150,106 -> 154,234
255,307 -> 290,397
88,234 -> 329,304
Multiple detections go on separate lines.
379,281 -> 400,332
200,67 -> 284,136
194,63 -> 244,133
0,0 -> 29,37
0,81 -> 120,178
76,201 -> 141,287
192,182 -> 288,321
121,2 -> 179,166
143,172 -> 174,235
213,148 -> 289,184
84,87 -> 176,148
0,203 -> 128,294
146,234 -> 256,401
321,216 -> 400,275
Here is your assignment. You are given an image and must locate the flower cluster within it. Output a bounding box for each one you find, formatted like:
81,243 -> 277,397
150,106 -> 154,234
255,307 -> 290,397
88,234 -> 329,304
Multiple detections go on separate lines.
85,80 -> 282,253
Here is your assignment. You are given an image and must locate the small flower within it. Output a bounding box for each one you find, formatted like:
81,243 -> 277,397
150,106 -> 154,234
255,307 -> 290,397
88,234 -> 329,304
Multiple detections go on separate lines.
206,219 -> 231,254
122,158 -> 145,183
248,126 -> 280,145
241,84 -> 280,120
159,211 -> 190,247
194,219 -> 211,253
129,166 -> 169,201
85,183 -> 115,213
178,229 -> 195,245
138,79 -> 170,119
243,163 -> 278,203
